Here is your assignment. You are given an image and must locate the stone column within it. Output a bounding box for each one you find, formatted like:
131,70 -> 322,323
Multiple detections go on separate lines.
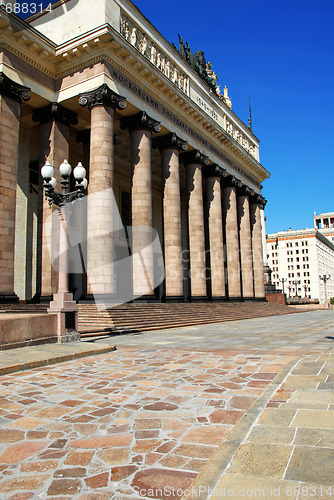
159,133 -> 187,301
183,150 -> 209,300
250,196 -> 266,299
33,103 -> 78,300
0,73 -> 30,302
205,165 -> 226,299
121,111 -> 161,299
237,188 -> 254,298
79,84 -> 126,300
222,177 -> 242,299
75,130 -> 91,299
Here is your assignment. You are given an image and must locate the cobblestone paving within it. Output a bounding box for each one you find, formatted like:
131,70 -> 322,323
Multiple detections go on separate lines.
0,345 -> 295,499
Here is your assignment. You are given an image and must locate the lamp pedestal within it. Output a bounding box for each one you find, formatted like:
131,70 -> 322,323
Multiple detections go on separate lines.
48,292 -> 80,343
47,208 -> 80,342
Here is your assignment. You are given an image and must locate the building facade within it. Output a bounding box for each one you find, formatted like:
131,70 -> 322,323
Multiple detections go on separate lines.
314,211 -> 334,243
267,228 -> 334,303
0,0 -> 269,305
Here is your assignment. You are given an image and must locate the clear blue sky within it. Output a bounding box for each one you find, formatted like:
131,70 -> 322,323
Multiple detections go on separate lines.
17,0 -> 334,234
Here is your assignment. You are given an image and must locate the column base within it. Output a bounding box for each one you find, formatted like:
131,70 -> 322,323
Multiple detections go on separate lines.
80,293 -> 119,305
133,294 -> 159,303
38,295 -> 54,303
164,295 -> 186,303
190,296 -> 209,302
0,293 -> 19,303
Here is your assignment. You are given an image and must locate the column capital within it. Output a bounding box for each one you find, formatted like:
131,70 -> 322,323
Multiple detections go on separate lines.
0,72 -> 31,103
155,132 -> 187,152
250,193 -> 267,208
203,164 -> 227,179
223,175 -> 243,188
32,103 -> 78,127
181,149 -> 209,167
79,84 -> 126,111
121,110 -> 161,134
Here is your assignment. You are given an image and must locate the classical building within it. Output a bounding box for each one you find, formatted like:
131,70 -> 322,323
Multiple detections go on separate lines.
267,228 -> 334,303
314,211 -> 334,243
0,0 -> 269,305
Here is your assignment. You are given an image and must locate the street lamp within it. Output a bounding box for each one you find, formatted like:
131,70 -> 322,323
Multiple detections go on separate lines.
319,274 -> 331,309
292,279 -> 299,298
41,159 -> 88,341
278,277 -> 287,294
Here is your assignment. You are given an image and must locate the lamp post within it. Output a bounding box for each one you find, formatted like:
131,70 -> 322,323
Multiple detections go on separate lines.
279,277 -> 287,294
319,274 -> 331,309
303,283 -> 308,298
41,159 -> 88,341
293,279 -> 299,298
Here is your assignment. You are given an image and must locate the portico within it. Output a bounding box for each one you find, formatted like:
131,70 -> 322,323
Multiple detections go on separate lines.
0,0 -> 269,306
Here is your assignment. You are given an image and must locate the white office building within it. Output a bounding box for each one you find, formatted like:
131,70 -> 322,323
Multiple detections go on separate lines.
267,228 -> 334,304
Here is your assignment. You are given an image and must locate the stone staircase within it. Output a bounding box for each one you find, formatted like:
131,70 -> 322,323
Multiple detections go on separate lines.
77,301 -> 297,337
0,301 -> 299,339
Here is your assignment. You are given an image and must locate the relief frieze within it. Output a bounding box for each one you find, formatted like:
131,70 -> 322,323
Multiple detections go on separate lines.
120,12 -> 258,161
120,14 -> 189,96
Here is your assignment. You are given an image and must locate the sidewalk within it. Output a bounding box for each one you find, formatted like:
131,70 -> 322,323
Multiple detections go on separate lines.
0,310 -> 333,499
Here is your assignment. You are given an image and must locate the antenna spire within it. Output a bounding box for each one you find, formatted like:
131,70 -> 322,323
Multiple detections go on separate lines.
248,92 -> 253,132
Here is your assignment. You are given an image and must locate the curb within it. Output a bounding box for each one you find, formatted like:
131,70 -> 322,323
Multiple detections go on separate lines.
0,345 -> 116,376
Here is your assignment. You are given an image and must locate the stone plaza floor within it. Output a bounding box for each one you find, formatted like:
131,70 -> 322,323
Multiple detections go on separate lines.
0,310 -> 333,499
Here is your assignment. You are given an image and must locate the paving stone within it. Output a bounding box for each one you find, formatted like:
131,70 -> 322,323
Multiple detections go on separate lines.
293,428 -> 334,447
85,472 -> 109,488
174,443 -> 217,459
291,409 -> 334,428
258,408 -> 297,426
97,448 -> 130,465
20,460 -> 59,472
285,446 -> 334,485
69,435 -> 132,449
209,409 -> 244,424
248,425 -> 296,444
227,443 -> 292,479
131,468 -> 197,499
181,424 -> 232,445
54,467 -> 87,478
47,478 -> 83,495
64,450 -> 95,466
0,440 -> 47,464
111,465 -> 137,481
0,475 -> 50,492
0,429 -> 24,442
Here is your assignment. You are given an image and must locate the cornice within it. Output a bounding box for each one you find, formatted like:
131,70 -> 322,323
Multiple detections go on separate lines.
0,10 -> 57,76
0,13 -> 269,184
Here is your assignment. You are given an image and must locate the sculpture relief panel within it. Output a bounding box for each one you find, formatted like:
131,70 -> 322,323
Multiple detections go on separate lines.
121,15 -> 189,95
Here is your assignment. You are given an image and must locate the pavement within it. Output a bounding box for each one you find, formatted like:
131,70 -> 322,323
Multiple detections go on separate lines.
0,309 -> 333,499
